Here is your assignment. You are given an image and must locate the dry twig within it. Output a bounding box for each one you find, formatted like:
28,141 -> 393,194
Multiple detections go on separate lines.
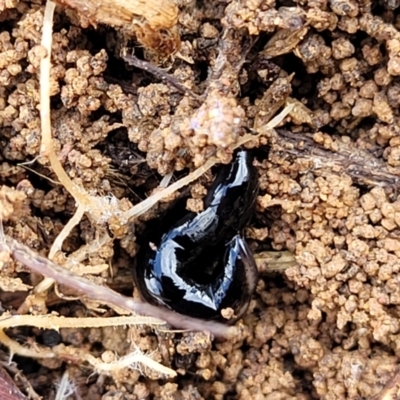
123,53 -> 202,101
276,129 -> 400,190
0,234 -> 238,339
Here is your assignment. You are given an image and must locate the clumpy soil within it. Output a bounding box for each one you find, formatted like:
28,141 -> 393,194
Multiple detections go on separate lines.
1,0 -> 400,399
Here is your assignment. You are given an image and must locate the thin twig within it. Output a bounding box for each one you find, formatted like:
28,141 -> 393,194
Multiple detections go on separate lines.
39,0 -> 117,226
0,314 -> 174,379
123,53 -> 203,102
85,351 -> 177,377
276,129 -> 400,190
0,330 -> 55,359
0,235 -> 236,339
123,104 -> 294,221
0,313 -> 165,330
49,204 -> 85,259
40,1 -> 88,207
33,203 -> 86,297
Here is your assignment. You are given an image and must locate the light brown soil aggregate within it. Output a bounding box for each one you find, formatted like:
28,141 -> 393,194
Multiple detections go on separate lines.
2,0 -> 400,399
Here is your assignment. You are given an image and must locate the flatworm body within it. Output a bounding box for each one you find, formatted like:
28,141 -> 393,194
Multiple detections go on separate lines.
133,150 -> 259,321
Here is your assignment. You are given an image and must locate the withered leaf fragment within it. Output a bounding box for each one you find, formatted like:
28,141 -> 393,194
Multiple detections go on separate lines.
53,0 -> 180,56
262,27 -> 308,58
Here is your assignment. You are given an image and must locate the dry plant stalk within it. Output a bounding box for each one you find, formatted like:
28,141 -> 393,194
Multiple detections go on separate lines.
276,129 -> 400,190
37,0 -> 122,297
53,0 -> 180,55
123,53 -> 202,100
0,234 -> 238,338
0,329 -> 55,359
40,1 -> 118,225
0,313 -> 165,331
123,105 -> 294,220
0,315 -> 177,378
85,351 -> 176,376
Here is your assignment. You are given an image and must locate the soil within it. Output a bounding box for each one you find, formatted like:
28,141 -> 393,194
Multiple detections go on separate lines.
1,0 -> 400,399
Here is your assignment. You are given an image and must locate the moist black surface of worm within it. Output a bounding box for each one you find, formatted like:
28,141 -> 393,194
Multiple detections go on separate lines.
133,150 -> 259,321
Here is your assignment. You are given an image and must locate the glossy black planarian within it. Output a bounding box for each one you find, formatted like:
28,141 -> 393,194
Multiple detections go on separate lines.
133,150 -> 259,322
